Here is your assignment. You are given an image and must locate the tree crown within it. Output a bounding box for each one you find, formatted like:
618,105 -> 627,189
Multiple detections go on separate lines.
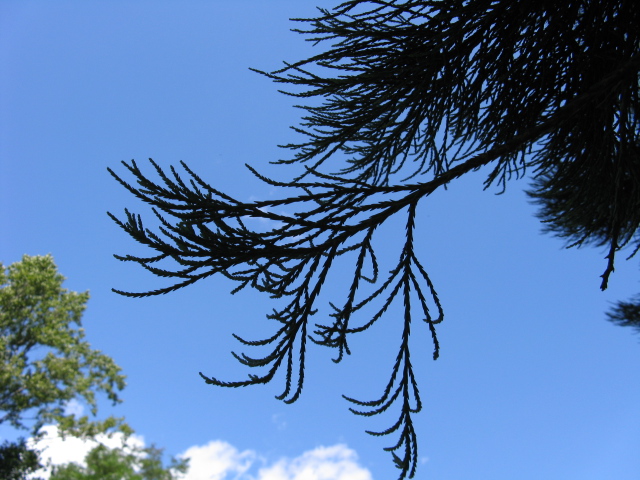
0,254 -> 127,437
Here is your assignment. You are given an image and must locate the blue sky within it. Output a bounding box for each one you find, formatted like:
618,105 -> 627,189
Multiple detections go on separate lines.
1,2 -> 639,479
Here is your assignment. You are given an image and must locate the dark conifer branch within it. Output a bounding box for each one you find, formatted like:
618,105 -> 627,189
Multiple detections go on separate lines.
110,1 -> 640,477
606,294 -> 640,334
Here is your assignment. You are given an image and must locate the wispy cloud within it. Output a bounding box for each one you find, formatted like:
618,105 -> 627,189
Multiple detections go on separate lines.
271,413 -> 287,431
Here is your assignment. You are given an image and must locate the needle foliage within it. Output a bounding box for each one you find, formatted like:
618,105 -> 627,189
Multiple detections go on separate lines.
109,1 -> 640,478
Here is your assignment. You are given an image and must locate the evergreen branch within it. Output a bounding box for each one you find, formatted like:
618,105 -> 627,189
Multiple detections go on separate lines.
111,2 -> 640,477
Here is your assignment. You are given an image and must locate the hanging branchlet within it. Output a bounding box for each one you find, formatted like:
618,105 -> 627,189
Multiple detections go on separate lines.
341,203 -> 440,479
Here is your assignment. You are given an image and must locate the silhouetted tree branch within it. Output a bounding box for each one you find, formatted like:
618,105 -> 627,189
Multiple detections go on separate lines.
109,1 -> 640,478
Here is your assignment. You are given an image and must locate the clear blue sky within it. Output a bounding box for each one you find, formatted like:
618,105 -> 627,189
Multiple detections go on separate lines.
1,2 -> 639,479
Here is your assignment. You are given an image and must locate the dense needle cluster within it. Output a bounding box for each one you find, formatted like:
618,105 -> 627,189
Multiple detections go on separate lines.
109,1 -> 640,478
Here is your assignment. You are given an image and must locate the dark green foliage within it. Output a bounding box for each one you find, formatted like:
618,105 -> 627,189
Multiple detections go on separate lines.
0,438 -> 42,480
109,1 -> 640,478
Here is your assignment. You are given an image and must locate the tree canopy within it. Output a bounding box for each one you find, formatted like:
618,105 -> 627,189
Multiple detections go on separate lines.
0,254 -> 127,437
0,255 -> 188,477
0,438 -> 42,480
108,1 -> 640,478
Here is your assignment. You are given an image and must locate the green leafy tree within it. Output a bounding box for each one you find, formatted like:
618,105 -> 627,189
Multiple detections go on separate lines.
109,1 -> 640,478
0,438 -> 42,480
49,443 -> 188,480
0,254 -> 127,437
0,255 -> 186,478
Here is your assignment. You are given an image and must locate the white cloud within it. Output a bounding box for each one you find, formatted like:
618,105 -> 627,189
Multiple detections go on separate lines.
179,443 -> 372,480
180,440 -> 255,480
254,445 -> 373,480
27,425 -> 145,479
26,425 -> 372,480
